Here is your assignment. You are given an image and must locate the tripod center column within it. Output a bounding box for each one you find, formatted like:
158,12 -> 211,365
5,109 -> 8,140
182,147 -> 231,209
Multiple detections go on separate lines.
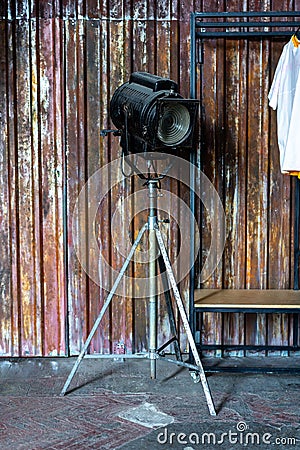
148,180 -> 158,379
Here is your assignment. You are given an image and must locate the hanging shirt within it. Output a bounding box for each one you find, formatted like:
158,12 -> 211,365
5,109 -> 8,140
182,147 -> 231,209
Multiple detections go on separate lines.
268,35 -> 300,177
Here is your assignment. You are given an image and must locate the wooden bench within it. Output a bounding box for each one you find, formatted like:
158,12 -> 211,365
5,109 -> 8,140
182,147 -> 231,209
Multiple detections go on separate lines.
194,289 -> 300,313
193,289 -> 300,366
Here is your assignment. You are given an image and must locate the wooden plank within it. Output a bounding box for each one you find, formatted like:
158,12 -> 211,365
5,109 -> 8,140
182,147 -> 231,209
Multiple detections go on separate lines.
195,289 -> 300,309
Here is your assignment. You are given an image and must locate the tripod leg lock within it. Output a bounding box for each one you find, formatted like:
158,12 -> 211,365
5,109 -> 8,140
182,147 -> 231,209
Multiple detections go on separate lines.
149,349 -> 157,359
148,216 -> 157,230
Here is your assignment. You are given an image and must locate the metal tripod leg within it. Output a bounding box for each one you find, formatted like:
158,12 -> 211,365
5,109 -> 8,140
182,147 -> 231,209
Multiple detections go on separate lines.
155,227 -> 216,416
60,223 -> 148,396
158,255 -> 182,362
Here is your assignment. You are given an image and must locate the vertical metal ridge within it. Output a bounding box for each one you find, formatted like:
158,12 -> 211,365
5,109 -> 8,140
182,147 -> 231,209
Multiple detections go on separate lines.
62,18 -> 70,356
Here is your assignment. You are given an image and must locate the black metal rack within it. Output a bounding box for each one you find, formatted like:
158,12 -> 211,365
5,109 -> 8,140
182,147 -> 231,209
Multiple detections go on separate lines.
189,11 -> 300,367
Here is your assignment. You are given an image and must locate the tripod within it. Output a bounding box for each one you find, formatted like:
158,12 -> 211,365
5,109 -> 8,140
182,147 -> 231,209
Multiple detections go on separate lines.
60,177 -> 216,416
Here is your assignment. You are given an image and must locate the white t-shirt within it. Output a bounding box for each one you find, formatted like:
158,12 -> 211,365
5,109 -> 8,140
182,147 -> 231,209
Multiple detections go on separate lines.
268,37 -> 300,174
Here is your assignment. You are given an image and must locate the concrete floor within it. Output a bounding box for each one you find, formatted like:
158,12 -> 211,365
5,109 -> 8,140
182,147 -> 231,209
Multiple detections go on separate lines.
0,355 -> 300,449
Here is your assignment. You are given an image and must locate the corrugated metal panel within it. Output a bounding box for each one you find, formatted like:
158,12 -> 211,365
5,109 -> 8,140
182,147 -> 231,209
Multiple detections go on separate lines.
0,0 -> 193,356
0,0 -> 299,357
0,11 -> 66,356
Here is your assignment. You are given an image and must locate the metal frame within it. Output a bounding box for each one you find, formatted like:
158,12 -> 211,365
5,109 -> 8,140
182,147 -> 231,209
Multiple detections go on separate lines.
189,11 -> 300,366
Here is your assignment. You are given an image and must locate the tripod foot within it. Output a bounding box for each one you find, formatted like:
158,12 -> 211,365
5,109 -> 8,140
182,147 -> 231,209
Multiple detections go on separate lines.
190,370 -> 201,383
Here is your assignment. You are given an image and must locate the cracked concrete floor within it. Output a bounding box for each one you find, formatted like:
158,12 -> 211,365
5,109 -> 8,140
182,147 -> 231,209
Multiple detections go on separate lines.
0,356 -> 300,449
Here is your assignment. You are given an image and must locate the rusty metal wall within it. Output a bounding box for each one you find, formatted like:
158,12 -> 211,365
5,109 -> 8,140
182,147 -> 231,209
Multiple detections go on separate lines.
0,0 -> 194,357
0,4 -> 66,356
0,0 -> 299,357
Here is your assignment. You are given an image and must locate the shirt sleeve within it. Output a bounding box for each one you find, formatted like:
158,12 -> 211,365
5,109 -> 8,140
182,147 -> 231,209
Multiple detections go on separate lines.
268,45 -> 287,110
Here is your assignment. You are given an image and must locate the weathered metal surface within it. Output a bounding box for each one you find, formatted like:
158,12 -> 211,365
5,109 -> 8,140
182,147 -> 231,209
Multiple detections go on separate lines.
64,19 -> 87,356
0,0 -> 299,357
0,12 -> 66,356
198,0 -> 300,354
0,20 -> 11,356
